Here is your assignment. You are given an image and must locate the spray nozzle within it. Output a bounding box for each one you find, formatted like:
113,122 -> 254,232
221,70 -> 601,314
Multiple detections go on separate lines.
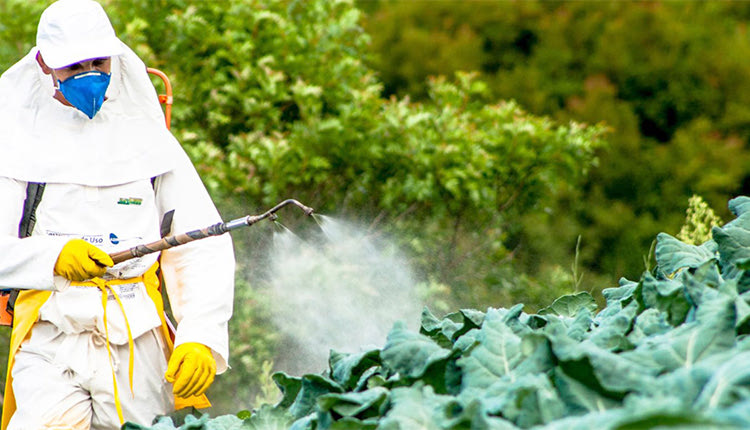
243,199 -> 314,227
276,199 -> 314,217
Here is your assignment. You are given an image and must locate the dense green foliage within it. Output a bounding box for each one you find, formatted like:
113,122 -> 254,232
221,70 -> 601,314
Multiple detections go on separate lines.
125,195 -> 750,429
0,0 -> 607,307
359,0 -> 750,282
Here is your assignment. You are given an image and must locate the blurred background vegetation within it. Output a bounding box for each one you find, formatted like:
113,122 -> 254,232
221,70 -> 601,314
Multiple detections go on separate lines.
1,0 -> 749,415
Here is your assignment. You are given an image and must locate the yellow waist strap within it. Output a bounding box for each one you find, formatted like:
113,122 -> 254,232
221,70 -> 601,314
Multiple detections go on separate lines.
72,264 -> 158,426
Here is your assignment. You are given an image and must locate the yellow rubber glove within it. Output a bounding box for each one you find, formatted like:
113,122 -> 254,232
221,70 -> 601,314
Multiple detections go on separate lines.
54,239 -> 113,281
165,342 -> 216,398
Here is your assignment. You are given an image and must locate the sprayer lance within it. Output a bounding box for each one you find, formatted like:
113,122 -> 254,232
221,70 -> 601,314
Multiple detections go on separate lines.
109,199 -> 314,265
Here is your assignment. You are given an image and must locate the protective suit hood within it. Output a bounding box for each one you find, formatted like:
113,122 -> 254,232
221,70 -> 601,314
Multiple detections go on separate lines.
0,42 -> 181,186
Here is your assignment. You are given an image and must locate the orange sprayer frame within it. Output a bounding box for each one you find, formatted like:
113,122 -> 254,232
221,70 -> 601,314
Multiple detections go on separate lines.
147,67 -> 173,130
0,295 -> 11,325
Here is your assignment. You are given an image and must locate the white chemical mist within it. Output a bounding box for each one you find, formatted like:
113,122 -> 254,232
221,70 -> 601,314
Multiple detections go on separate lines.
266,214 -> 421,375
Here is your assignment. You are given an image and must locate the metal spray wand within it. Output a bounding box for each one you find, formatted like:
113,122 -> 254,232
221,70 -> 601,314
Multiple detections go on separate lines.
109,199 -> 314,264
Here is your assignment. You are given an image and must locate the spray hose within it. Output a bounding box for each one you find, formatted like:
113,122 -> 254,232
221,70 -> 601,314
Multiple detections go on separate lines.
109,199 -> 314,265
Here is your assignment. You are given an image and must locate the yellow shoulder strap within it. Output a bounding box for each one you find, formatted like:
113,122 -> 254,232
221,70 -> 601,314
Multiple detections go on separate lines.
1,289 -> 52,430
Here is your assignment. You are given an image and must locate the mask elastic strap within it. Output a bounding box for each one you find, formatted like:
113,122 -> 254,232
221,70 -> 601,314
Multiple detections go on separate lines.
50,70 -> 61,91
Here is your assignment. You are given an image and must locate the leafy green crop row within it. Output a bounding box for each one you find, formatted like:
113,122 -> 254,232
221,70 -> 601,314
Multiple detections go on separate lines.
126,196 -> 750,429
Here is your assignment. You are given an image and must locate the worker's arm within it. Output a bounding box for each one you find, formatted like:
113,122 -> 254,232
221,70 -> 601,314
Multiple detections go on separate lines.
0,177 -> 69,290
153,150 -> 235,375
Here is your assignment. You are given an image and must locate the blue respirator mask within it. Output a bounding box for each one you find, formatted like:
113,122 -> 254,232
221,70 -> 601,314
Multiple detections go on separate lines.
56,71 -> 111,119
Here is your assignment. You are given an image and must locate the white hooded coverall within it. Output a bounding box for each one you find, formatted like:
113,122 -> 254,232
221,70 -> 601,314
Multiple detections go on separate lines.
0,42 -> 235,429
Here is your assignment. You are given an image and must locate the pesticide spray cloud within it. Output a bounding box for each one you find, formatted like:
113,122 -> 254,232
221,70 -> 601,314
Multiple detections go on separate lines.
266,214 -> 421,375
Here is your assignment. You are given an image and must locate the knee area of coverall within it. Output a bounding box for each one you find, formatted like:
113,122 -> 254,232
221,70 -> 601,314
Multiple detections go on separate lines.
8,324 -> 174,430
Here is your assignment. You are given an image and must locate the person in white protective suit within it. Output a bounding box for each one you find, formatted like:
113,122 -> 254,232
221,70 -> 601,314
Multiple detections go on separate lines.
0,0 -> 235,428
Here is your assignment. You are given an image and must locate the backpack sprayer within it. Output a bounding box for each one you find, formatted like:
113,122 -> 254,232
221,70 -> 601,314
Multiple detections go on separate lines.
110,198 -> 314,264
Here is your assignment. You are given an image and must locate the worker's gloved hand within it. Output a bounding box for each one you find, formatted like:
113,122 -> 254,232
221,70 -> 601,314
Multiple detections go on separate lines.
165,342 -> 216,398
54,239 -> 113,281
